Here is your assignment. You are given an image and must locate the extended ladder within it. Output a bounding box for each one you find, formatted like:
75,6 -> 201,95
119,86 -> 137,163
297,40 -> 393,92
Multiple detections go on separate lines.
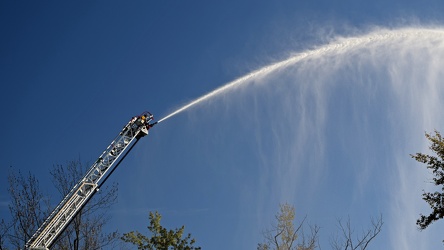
26,112 -> 155,250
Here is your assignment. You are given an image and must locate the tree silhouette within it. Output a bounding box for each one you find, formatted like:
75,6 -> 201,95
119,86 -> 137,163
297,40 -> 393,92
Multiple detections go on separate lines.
122,211 -> 200,250
411,130 -> 444,231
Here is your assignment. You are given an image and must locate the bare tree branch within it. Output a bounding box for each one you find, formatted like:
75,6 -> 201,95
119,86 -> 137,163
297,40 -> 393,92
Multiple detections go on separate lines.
331,214 -> 383,250
259,203 -> 318,250
3,160 -> 119,249
50,160 -> 119,250
6,169 -> 49,249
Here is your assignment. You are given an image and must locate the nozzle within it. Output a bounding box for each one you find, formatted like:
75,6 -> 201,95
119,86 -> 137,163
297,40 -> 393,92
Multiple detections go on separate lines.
148,121 -> 158,128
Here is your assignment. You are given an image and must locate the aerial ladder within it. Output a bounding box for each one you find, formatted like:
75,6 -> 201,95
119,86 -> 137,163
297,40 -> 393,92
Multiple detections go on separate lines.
26,111 -> 158,250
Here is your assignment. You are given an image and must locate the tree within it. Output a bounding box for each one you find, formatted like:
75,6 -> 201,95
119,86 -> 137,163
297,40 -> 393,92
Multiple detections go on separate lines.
411,130 -> 444,231
6,169 -> 51,249
0,219 -> 10,250
122,211 -> 201,250
259,204 -> 382,250
49,160 -> 119,250
2,159 -> 119,250
257,203 -> 319,250
330,215 -> 383,250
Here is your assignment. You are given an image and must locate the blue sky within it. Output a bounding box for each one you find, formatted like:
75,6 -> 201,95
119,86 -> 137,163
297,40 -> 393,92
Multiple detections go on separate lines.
2,1 -> 444,249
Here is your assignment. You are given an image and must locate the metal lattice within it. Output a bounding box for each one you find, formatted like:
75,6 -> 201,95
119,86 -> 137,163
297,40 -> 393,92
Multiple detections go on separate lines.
27,113 -> 154,250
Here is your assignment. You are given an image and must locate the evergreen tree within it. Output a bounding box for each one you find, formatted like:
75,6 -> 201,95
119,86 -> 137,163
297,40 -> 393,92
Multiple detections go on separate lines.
122,211 -> 200,250
411,130 -> 444,230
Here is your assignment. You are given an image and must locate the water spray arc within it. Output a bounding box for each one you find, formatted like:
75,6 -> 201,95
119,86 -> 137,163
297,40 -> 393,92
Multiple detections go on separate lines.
151,26 -> 444,250
157,27 -> 444,124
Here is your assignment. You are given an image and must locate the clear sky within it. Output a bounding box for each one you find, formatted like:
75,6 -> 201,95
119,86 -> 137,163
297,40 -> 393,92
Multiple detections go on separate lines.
2,1 -> 444,249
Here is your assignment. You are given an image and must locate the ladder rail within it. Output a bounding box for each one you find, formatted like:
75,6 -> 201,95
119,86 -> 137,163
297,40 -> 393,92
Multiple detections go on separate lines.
26,114 -> 153,249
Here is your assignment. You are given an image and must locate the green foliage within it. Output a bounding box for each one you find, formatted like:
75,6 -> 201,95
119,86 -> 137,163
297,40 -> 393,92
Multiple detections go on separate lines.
122,211 -> 200,250
411,130 -> 444,230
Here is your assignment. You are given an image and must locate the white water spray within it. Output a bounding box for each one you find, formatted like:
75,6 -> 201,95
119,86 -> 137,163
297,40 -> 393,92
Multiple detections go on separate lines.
140,27 -> 444,249
157,27 -> 444,123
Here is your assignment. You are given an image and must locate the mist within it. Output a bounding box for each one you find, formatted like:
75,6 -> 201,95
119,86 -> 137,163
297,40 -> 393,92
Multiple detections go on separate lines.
127,27 -> 444,249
